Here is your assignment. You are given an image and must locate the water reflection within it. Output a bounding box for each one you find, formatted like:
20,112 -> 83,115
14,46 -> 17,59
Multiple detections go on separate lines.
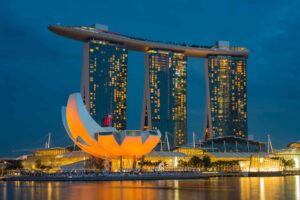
259,177 -> 265,200
239,176 -> 297,200
296,176 -> 300,200
1,181 -> 7,200
174,180 -> 179,200
0,176 -> 299,200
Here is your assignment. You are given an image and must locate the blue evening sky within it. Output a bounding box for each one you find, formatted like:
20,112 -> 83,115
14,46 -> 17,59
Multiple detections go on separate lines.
0,0 -> 299,155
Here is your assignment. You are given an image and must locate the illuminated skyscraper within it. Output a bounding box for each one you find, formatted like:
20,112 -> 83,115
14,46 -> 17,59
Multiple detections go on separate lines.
204,53 -> 247,140
81,39 -> 128,130
141,49 -> 187,148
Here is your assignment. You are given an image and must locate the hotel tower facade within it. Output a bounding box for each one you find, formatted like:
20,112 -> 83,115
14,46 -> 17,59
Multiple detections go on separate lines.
204,42 -> 247,140
80,31 -> 128,130
141,49 -> 187,148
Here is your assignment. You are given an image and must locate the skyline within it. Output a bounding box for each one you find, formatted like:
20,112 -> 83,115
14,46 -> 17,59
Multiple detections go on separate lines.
1,0 -> 300,155
49,24 -> 251,150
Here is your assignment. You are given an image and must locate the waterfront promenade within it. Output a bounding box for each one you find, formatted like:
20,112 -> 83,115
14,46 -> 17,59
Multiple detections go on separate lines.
3,170 -> 300,182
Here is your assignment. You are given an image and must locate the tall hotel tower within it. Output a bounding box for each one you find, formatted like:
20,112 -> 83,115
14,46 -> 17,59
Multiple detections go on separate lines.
204,42 -> 247,140
141,49 -> 187,148
81,25 -> 128,130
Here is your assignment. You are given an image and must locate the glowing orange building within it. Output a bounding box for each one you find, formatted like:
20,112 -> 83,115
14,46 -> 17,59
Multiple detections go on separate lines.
62,93 -> 161,159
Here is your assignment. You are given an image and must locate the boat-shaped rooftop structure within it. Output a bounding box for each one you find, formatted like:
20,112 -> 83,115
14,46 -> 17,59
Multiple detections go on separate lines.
48,24 -> 249,58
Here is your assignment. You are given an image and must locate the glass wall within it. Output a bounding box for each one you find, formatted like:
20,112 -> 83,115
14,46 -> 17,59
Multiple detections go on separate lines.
143,49 -> 187,147
86,40 -> 128,130
206,55 -> 247,139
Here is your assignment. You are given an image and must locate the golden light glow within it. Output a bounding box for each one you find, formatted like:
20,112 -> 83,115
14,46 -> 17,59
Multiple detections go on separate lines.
296,176 -> 300,200
66,94 -> 108,157
97,134 -> 127,157
63,93 -> 161,159
259,177 -> 265,200
239,156 -> 283,172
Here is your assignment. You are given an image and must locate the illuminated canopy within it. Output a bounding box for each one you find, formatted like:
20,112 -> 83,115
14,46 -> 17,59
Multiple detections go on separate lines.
62,93 -> 161,159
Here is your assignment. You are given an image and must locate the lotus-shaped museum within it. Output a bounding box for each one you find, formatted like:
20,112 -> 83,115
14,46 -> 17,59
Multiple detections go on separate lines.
62,93 -> 161,159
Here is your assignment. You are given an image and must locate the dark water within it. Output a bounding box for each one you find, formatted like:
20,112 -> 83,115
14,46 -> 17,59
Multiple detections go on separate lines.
0,176 -> 299,200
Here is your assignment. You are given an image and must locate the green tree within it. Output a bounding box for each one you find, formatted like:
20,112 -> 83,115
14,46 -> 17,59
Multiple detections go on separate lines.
188,156 -> 202,167
283,159 -> 295,169
35,159 -> 42,169
202,156 -> 211,169
275,158 -> 295,170
178,160 -> 188,167
5,160 -> 23,170
86,157 -> 105,170
212,160 -> 240,172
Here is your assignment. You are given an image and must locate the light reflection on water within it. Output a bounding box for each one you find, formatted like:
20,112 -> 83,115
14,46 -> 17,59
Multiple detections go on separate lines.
259,177 -> 265,200
296,176 -> 300,200
0,176 -> 299,200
